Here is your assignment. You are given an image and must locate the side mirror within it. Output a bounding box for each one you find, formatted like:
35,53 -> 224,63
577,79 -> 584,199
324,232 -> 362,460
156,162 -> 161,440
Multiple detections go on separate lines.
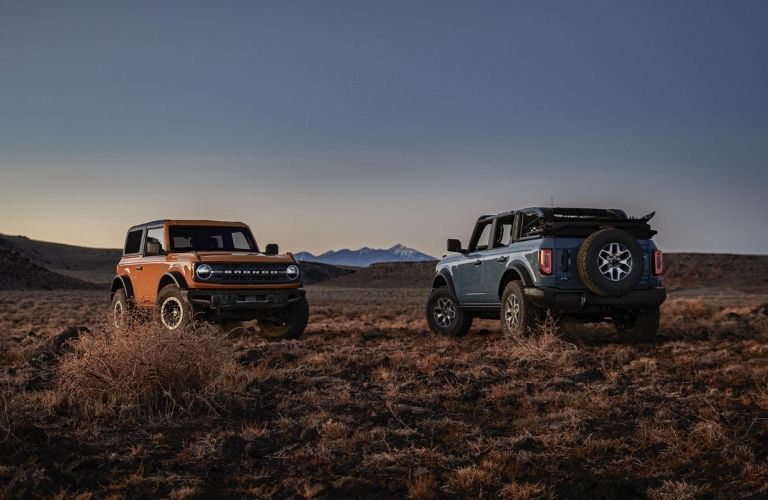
265,243 -> 279,255
446,239 -> 463,253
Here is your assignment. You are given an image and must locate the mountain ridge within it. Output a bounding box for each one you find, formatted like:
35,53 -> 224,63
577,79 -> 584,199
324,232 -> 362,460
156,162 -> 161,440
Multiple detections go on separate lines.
295,244 -> 435,267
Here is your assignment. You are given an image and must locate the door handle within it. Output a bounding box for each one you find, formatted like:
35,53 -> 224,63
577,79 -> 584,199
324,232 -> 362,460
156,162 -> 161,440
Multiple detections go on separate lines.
472,260 -> 481,266
496,256 -> 508,263
136,266 -> 143,271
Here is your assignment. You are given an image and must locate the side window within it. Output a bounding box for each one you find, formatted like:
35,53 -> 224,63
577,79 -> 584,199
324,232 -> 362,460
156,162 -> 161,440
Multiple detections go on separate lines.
494,216 -> 515,247
232,231 -> 250,250
473,222 -> 493,251
124,230 -> 143,255
520,213 -> 541,238
145,228 -> 166,255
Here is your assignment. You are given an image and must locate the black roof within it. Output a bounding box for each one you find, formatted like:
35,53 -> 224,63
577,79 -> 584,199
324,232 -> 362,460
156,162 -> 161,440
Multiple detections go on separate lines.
128,219 -> 170,231
485,207 -> 629,219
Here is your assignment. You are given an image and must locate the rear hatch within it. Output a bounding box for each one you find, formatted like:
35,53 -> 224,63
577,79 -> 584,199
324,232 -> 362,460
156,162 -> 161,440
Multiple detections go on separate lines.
538,209 -> 657,291
553,237 -> 653,290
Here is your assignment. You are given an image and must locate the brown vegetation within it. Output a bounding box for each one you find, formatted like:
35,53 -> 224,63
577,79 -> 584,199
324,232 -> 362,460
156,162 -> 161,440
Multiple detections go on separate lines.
50,318 -> 246,422
1,286 -> 767,497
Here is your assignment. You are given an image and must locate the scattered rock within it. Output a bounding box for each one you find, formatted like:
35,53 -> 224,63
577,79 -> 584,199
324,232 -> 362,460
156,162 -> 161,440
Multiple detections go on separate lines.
220,434 -> 247,461
48,326 -> 89,355
299,427 -> 319,443
237,349 -> 261,366
511,435 -> 541,451
558,350 -> 586,367
461,387 -> 480,402
571,369 -> 605,385
246,438 -> 279,458
30,326 -> 90,366
277,352 -> 297,363
544,377 -> 576,391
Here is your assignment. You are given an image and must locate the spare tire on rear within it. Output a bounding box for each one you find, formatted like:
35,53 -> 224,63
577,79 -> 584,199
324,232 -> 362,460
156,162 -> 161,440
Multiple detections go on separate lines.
577,228 -> 644,297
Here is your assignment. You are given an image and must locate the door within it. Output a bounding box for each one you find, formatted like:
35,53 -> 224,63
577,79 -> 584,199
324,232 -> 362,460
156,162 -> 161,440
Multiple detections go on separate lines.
119,227 -> 145,302
135,226 -> 168,306
482,215 -> 516,302
453,219 -> 493,303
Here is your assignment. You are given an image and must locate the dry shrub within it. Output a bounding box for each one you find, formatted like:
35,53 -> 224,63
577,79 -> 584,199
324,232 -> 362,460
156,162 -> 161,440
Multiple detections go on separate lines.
49,318 -> 246,422
647,480 -> 710,499
407,473 -> 438,499
504,312 -> 577,362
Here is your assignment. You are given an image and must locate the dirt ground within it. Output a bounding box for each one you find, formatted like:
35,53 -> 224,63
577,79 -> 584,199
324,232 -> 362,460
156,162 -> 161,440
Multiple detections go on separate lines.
1,287 -> 767,498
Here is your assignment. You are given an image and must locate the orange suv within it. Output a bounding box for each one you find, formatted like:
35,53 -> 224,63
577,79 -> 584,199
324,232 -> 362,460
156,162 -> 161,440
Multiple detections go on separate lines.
110,220 -> 308,340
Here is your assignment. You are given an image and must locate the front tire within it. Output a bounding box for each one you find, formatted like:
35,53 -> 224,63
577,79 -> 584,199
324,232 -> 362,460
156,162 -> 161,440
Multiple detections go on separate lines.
426,287 -> 472,337
157,285 -> 194,330
615,307 -> 660,342
257,298 -> 309,340
111,289 -> 131,328
501,280 -> 541,337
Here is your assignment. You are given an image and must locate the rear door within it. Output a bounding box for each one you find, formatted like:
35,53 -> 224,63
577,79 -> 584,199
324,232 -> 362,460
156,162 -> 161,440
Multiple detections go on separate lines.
482,215 -> 515,303
453,219 -> 493,303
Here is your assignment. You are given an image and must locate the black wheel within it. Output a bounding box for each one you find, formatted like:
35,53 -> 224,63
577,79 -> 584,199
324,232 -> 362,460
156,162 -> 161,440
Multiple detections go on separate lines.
426,287 -> 472,337
257,298 -> 309,340
111,289 -> 132,328
615,307 -> 660,342
501,280 -> 541,337
156,285 -> 194,330
577,228 -> 644,297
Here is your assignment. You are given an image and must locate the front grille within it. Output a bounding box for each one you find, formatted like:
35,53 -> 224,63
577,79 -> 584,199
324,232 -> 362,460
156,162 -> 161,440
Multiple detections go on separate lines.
201,263 -> 297,285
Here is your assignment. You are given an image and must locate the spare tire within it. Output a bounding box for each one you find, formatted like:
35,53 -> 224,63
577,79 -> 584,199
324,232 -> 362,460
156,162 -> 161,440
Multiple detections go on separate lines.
577,228 -> 644,297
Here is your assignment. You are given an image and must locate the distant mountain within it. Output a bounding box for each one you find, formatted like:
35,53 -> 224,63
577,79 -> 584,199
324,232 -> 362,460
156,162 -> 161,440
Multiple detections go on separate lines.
0,234 -> 356,287
295,244 -> 436,268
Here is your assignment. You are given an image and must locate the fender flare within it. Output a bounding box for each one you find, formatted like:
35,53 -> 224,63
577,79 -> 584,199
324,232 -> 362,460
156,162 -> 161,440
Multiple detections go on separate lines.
498,263 -> 535,298
432,269 -> 457,296
159,271 -> 188,291
111,275 -> 134,300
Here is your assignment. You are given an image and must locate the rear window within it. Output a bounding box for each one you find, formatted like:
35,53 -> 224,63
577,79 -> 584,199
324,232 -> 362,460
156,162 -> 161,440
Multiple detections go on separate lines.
169,226 -> 257,252
124,229 -> 143,254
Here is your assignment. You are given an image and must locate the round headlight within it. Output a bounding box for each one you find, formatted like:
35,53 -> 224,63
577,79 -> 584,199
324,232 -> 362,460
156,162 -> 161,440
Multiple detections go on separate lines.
286,264 -> 300,280
196,264 -> 213,280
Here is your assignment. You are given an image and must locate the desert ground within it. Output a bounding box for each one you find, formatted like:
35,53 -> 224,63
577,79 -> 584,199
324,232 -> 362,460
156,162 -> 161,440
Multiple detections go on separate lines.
1,282 -> 767,498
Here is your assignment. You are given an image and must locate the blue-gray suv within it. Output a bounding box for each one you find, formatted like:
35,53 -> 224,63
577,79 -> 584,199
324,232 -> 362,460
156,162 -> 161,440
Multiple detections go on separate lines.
426,208 -> 667,340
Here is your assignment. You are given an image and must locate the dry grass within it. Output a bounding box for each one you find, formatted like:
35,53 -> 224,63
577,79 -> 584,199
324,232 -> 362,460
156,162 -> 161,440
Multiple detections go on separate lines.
0,288 -> 767,497
48,318 -> 246,422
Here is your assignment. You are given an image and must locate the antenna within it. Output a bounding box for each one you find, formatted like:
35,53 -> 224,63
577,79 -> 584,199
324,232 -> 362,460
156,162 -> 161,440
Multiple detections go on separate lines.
550,195 -> 554,209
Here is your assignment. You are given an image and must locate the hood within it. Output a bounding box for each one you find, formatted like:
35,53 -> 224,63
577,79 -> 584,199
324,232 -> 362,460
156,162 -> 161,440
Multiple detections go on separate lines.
175,251 -> 296,264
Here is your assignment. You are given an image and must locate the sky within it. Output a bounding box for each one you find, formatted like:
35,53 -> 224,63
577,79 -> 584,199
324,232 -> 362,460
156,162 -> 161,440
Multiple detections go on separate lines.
1,1 -> 766,257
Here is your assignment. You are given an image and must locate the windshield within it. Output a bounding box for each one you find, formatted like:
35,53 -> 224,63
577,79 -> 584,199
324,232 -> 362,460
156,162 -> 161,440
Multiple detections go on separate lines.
169,226 -> 257,252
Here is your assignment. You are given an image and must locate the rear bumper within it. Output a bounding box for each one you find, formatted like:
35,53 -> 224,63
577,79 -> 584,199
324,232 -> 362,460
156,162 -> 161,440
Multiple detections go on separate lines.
185,288 -> 305,314
524,287 -> 666,313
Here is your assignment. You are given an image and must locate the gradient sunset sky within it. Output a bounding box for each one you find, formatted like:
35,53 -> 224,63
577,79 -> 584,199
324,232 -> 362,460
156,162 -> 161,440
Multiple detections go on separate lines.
1,1 -> 766,257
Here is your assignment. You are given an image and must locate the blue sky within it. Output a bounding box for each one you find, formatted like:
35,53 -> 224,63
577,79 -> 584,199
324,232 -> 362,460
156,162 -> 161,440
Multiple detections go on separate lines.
1,1 -> 766,256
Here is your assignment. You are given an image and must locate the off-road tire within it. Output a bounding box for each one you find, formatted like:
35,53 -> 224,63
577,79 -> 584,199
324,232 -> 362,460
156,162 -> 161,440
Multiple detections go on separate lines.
577,228 -> 644,297
156,285 -> 194,330
426,287 -> 472,337
501,280 -> 541,337
257,298 -> 309,340
111,289 -> 132,328
615,307 -> 660,342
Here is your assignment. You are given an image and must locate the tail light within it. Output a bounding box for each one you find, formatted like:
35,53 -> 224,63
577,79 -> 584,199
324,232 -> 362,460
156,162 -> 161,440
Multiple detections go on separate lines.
539,248 -> 553,275
652,250 -> 663,275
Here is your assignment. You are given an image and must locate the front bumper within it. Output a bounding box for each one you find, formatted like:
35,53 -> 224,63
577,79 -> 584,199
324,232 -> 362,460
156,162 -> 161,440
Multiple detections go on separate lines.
186,288 -> 306,311
525,287 -> 666,313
